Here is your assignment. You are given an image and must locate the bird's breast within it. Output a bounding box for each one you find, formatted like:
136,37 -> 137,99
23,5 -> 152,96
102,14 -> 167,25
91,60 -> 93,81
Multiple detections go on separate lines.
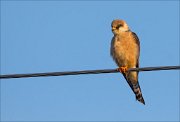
111,35 -> 138,67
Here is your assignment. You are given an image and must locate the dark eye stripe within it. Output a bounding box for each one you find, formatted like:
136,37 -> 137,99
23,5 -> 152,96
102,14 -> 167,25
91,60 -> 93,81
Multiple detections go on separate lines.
116,24 -> 122,29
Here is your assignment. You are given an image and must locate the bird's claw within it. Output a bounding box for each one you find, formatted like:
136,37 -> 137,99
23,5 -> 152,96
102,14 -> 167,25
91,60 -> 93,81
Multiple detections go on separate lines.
117,66 -> 128,73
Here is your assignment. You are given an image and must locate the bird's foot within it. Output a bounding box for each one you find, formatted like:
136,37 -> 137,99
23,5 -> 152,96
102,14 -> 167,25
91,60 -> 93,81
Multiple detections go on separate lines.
117,66 -> 128,73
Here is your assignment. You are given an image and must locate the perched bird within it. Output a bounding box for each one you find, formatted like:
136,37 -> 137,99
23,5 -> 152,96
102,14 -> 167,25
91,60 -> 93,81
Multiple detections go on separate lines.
110,19 -> 145,105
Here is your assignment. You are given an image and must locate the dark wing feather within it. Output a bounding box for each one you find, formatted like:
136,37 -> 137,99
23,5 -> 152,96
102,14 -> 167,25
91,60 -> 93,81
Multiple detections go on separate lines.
131,32 -> 140,68
122,73 -> 134,92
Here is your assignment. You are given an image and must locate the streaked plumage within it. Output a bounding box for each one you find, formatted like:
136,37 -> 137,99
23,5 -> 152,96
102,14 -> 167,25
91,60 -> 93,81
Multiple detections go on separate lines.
110,19 -> 145,105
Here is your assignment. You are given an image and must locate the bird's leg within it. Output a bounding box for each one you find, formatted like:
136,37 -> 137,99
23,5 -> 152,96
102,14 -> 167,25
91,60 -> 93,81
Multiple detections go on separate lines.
117,66 -> 128,73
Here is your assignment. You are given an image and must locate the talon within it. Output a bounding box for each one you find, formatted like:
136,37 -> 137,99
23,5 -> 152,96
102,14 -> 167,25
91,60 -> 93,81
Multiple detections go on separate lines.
117,66 -> 128,73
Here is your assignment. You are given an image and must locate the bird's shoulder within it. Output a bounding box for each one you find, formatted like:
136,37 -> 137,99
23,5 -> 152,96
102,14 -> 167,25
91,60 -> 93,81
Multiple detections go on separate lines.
131,31 -> 140,47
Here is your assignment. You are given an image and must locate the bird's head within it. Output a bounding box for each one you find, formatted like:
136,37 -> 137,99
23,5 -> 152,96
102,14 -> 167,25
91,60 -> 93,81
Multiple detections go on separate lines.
111,19 -> 130,35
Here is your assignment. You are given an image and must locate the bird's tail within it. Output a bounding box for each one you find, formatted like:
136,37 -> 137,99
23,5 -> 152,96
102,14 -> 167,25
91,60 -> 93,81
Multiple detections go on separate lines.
122,73 -> 145,105
132,83 -> 145,105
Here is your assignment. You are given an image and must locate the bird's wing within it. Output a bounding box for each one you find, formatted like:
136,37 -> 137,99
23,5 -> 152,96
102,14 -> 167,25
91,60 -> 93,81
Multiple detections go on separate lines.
131,32 -> 140,68
110,37 -> 115,58
130,32 -> 145,104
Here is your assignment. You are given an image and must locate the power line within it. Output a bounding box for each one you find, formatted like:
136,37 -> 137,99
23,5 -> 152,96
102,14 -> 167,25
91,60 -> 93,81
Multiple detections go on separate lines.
0,65 -> 180,79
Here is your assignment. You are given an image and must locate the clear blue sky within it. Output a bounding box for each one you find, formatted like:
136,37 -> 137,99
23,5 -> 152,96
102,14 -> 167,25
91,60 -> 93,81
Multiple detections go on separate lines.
1,1 -> 179,121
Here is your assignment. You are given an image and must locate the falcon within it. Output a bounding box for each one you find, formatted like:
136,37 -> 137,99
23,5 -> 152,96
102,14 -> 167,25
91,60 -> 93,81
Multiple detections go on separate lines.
110,19 -> 145,105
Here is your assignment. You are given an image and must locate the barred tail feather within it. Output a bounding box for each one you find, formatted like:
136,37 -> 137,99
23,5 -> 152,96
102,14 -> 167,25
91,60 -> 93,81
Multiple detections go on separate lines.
133,83 -> 145,105
122,73 -> 145,105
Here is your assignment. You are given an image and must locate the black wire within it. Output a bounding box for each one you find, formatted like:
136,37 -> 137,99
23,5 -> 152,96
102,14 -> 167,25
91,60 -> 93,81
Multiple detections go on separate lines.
0,66 -> 180,79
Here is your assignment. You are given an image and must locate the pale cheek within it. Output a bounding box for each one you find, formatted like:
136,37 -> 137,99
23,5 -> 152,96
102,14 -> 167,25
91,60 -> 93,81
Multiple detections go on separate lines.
119,27 -> 128,32
119,28 -> 125,32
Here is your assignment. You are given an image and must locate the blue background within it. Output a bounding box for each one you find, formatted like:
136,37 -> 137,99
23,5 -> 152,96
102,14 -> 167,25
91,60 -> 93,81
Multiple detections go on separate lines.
1,1 -> 179,121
